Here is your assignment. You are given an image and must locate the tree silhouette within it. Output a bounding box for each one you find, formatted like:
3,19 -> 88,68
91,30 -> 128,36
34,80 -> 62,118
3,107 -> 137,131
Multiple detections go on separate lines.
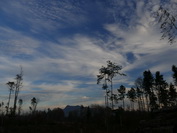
13,67 -> 23,115
127,87 -> 136,110
143,70 -> 154,111
136,87 -> 143,111
6,81 -> 15,115
154,71 -> 168,108
168,83 -> 177,106
47,107 -> 64,121
149,91 -> 158,110
135,77 -> 145,111
155,6 -> 177,44
172,65 -> 177,85
117,85 -> 126,109
97,61 -> 126,109
159,86 -> 169,107
106,61 -> 126,109
18,99 -> 23,115
0,102 -> 4,115
29,97 -> 39,114
97,66 -> 110,107
171,65 -> 177,105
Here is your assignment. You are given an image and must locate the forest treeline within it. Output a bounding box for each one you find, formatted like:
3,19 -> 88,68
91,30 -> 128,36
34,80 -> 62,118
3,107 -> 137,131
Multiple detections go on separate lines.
97,61 -> 177,112
0,104 -> 151,133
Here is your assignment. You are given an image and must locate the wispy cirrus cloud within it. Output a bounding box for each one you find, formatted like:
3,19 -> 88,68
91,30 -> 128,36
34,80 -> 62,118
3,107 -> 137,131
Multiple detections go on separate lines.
0,0 -> 88,34
0,0 -> 177,111
0,27 -> 40,57
102,0 -> 177,85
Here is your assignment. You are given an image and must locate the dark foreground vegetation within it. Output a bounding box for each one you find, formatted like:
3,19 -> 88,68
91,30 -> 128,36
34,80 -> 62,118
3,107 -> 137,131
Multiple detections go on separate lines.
0,106 -> 149,133
1,105 -> 177,133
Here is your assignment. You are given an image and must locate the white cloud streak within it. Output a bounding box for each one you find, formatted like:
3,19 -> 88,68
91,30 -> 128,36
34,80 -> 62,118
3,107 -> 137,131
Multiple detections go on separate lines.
0,0 -> 177,110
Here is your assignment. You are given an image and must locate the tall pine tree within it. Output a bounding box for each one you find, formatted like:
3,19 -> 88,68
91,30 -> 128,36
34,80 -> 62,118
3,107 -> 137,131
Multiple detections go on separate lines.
143,70 -> 157,111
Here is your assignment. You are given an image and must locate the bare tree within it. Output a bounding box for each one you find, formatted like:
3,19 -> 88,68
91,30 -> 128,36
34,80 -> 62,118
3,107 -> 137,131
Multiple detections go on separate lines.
13,67 -> 23,115
6,82 -> 15,115
106,61 -> 126,109
97,61 -> 126,109
154,6 -> 177,44
97,66 -> 110,107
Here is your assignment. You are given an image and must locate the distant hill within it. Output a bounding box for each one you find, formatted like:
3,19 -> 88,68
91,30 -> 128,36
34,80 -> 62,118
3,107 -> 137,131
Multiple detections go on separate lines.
63,105 -> 81,117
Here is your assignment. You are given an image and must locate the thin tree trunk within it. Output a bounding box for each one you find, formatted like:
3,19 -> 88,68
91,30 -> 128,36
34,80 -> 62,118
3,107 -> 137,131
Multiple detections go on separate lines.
138,98 -> 140,111
145,95 -> 149,112
141,93 -> 145,111
139,97 -> 142,111
13,87 -> 17,115
7,90 -> 12,114
105,95 -> 106,107
13,80 -> 20,115
104,76 -> 109,108
111,79 -> 113,109
123,99 -> 125,110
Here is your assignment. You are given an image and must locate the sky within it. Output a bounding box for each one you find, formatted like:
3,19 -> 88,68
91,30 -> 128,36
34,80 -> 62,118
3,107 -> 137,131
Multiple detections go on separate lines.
0,0 -> 177,111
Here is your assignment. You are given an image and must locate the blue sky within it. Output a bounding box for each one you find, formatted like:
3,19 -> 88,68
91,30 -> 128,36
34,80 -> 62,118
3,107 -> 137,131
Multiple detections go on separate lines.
0,0 -> 177,111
